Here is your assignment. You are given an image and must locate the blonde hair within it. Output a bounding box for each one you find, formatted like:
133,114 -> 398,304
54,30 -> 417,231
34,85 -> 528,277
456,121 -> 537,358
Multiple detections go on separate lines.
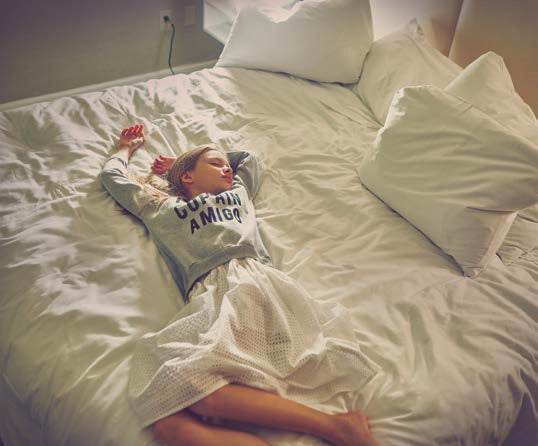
120,145 -> 220,215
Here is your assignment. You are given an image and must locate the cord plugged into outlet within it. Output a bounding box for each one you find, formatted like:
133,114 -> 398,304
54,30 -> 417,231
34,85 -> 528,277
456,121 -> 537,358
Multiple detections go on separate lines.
160,10 -> 173,31
158,9 -> 176,75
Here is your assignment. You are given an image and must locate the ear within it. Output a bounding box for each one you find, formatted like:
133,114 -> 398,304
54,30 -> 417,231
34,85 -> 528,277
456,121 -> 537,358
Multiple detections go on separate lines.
180,171 -> 194,184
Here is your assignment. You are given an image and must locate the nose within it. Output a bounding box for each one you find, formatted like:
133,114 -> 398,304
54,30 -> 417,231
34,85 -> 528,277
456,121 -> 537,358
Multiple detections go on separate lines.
223,166 -> 232,174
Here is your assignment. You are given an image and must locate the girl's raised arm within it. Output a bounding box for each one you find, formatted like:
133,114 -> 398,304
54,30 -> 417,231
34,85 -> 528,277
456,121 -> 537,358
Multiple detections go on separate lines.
227,150 -> 261,199
100,125 -> 150,217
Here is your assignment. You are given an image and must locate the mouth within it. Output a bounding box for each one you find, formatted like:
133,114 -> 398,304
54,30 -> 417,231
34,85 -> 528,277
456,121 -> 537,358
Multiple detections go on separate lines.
223,176 -> 233,184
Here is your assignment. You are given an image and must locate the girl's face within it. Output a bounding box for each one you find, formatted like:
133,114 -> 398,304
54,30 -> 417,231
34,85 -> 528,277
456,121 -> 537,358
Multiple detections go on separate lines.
181,149 -> 233,198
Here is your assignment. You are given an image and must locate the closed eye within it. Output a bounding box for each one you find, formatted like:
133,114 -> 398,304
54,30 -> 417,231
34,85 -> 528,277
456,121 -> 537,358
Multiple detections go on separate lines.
207,156 -> 230,169
210,161 -> 230,169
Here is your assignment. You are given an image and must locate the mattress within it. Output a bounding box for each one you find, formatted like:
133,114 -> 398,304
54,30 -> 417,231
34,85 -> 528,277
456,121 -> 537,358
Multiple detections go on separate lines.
0,67 -> 536,445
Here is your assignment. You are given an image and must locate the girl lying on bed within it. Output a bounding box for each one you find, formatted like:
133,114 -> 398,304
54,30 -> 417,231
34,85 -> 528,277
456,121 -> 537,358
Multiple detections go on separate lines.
100,124 -> 379,446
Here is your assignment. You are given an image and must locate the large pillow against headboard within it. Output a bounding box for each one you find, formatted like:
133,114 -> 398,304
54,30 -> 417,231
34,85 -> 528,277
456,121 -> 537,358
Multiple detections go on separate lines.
448,0 -> 538,116
216,0 -> 373,83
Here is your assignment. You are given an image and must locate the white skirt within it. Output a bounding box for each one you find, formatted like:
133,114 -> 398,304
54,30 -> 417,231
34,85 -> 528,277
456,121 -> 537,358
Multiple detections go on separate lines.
128,257 -> 378,428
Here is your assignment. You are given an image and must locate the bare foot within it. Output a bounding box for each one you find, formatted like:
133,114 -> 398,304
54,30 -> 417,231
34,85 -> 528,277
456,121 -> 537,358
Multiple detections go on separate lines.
328,411 -> 378,446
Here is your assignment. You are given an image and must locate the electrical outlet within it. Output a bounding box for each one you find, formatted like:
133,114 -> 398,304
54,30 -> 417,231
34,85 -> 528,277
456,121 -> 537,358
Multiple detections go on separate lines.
184,5 -> 196,26
160,9 -> 173,31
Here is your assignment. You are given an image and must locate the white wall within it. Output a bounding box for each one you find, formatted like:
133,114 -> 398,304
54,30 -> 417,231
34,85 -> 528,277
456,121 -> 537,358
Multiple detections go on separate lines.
0,0 -> 475,107
370,0 -> 463,54
0,0 -> 223,104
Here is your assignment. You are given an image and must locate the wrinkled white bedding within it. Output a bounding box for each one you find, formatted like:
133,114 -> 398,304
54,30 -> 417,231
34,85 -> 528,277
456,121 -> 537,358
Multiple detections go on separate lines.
0,67 -> 536,446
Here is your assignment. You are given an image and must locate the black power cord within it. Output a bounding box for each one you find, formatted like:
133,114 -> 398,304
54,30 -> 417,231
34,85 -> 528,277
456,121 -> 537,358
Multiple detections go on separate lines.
163,16 -> 176,75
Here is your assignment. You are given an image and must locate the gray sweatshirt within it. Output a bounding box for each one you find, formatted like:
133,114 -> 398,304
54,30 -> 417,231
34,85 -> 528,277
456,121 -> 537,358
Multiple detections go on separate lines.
100,150 -> 272,302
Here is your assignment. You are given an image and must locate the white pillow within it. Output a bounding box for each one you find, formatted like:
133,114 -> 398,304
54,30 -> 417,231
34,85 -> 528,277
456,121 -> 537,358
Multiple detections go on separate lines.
354,19 -> 461,125
445,52 -> 537,143
358,86 -> 538,277
445,51 -> 538,227
215,0 -> 373,83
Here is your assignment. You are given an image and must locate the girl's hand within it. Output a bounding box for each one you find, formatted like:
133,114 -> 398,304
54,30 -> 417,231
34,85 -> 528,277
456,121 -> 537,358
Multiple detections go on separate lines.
151,155 -> 176,176
117,125 -> 145,157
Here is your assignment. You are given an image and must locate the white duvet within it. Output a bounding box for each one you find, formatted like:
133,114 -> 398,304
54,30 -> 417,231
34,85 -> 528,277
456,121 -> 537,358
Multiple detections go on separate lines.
0,67 -> 536,446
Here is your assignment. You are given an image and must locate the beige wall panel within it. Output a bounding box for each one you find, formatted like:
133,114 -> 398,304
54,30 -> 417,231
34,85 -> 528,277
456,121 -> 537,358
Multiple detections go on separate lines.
370,0 -> 463,54
449,0 -> 538,115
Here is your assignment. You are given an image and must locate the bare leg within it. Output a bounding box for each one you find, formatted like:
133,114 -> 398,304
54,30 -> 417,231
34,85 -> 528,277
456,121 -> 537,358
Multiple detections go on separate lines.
188,384 -> 378,446
152,409 -> 269,446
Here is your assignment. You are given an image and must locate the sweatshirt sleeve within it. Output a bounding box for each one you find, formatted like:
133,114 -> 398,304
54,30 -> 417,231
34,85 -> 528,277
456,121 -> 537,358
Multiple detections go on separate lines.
100,154 -> 148,217
226,150 -> 262,199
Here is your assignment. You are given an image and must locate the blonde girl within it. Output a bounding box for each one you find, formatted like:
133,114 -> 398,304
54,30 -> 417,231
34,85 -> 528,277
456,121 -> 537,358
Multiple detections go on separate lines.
101,124 -> 379,446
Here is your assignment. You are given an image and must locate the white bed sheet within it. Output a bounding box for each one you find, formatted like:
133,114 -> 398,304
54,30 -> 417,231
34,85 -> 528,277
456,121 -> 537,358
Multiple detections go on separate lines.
0,67 -> 536,446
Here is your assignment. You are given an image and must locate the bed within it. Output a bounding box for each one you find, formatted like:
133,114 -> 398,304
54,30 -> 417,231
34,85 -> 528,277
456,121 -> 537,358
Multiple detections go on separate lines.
1,0 -> 537,445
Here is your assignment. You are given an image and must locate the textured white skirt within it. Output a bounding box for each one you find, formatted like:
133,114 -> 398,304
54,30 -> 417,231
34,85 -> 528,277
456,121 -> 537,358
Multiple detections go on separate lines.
128,257 -> 378,428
